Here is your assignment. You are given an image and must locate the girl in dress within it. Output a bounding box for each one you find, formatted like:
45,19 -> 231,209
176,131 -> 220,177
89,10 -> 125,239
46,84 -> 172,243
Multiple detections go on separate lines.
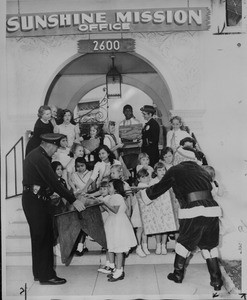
70,157 -> 92,194
110,164 -> 132,218
82,145 -> 121,193
149,162 -> 169,255
50,161 -> 72,256
166,116 -> 191,152
131,168 -> 151,257
66,143 -> 85,190
102,179 -> 137,282
136,152 -> 154,177
82,124 -> 102,170
160,147 -> 174,170
54,109 -> 81,148
52,135 -> 71,176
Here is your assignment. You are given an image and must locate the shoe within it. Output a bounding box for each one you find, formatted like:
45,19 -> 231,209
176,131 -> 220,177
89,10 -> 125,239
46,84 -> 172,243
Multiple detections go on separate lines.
107,269 -> 116,278
167,254 -> 186,284
34,277 -> 39,281
142,243 -> 150,255
108,272 -> 125,282
161,244 -> 167,255
98,266 -> 115,274
75,250 -> 84,256
40,276 -> 67,285
155,243 -> 162,255
136,245 -> 146,257
75,247 -> 88,256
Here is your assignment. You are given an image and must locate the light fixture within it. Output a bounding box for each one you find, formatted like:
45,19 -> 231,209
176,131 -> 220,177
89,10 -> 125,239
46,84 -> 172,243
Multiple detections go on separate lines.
106,54 -> 122,99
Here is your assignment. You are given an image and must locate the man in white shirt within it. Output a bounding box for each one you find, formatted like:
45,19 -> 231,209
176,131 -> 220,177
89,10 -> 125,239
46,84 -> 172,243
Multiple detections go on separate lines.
119,104 -> 141,127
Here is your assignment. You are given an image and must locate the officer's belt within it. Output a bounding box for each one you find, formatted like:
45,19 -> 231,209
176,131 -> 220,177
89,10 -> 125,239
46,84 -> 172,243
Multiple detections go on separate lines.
187,190 -> 213,202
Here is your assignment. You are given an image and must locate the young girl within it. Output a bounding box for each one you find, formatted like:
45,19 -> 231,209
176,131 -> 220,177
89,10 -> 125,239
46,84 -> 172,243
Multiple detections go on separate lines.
82,124 -> 101,170
82,145 -> 121,193
160,147 -> 180,242
160,147 -> 174,170
110,164 -> 132,218
166,116 -> 191,151
70,157 -> 92,194
66,143 -> 85,189
131,168 -> 151,257
202,165 -> 224,198
50,161 -> 72,256
136,152 -> 154,177
52,135 -> 71,176
102,179 -> 137,282
149,162 -> 169,255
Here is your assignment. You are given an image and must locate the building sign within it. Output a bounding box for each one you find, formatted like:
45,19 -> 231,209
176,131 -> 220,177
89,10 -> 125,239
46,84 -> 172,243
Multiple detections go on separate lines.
78,39 -> 135,53
6,7 -> 210,37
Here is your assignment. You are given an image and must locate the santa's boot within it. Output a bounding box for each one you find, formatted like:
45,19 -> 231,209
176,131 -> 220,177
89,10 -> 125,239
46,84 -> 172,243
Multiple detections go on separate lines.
206,258 -> 223,291
167,254 -> 186,283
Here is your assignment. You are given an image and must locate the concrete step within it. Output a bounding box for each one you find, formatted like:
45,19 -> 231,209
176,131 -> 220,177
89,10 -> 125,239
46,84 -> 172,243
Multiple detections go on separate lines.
6,249 -> 205,266
7,221 -> 29,236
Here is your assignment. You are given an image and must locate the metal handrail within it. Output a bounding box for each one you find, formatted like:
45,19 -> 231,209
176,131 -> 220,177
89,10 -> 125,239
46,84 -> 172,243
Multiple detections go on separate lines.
5,137 -> 24,199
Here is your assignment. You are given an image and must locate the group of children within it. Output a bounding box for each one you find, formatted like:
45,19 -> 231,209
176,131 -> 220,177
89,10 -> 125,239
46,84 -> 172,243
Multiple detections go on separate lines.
49,115 -> 223,282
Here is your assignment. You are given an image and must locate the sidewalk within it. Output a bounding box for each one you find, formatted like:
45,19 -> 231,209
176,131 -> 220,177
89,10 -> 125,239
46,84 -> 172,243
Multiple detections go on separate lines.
3,252 -> 240,300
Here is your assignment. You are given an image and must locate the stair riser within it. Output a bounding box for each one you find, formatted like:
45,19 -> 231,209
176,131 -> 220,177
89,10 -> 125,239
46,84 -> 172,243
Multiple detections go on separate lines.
7,222 -> 30,236
6,237 -> 104,253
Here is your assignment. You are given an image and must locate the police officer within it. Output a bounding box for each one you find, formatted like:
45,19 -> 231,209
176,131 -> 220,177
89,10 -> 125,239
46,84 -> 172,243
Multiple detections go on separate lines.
139,160 -> 223,291
22,133 -> 85,285
140,105 -> 160,167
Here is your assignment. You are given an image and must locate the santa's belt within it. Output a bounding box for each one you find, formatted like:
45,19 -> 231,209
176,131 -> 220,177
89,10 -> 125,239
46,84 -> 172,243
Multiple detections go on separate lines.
187,190 -> 213,202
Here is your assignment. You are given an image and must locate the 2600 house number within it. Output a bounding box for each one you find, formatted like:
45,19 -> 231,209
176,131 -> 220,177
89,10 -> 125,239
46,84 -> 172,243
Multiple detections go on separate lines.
93,40 -> 120,51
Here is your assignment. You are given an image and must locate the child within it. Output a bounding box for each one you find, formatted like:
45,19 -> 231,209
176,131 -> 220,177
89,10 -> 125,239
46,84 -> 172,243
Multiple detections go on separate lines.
131,168 -> 151,257
97,181 -> 113,274
52,135 -> 71,171
110,164 -> 132,218
166,116 -> 191,151
102,179 -> 137,282
50,161 -> 71,211
149,162 -> 169,255
82,145 -> 121,193
70,157 -> 92,194
160,147 -> 179,242
160,147 -> 174,170
136,152 -> 154,177
82,124 -> 101,170
202,165 -> 224,198
50,161 -> 72,256
66,143 -> 85,189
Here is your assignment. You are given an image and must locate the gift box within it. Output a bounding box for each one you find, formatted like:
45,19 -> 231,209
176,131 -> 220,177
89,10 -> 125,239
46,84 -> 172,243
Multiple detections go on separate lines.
81,138 -> 100,152
138,190 -> 179,235
119,123 -> 142,141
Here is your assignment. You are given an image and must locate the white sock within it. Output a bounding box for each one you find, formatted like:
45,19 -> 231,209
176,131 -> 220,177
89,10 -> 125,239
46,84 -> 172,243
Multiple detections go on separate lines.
113,268 -> 123,278
77,243 -> 83,251
109,263 -> 115,269
105,260 -> 110,267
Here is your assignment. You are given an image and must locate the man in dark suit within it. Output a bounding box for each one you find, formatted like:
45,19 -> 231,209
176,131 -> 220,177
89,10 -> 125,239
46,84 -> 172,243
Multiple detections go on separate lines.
22,133 -> 85,285
140,105 -> 160,167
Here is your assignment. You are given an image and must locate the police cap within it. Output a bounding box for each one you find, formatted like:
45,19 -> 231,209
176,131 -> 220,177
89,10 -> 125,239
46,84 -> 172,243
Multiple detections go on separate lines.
40,133 -> 66,146
140,105 -> 156,115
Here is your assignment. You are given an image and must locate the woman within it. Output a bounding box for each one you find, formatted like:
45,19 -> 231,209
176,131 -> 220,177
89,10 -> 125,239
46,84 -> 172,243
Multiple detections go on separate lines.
54,109 -> 81,148
25,105 -> 53,156
140,105 -> 160,167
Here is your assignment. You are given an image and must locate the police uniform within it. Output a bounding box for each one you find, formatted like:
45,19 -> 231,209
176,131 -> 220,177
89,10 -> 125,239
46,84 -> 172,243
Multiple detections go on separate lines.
141,161 -> 223,291
22,133 -> 76,284
141,117 -> 160,167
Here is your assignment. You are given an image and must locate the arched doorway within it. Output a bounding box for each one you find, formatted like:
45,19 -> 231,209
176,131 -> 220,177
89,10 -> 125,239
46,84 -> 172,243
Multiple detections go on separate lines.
45,52 -> 173,126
